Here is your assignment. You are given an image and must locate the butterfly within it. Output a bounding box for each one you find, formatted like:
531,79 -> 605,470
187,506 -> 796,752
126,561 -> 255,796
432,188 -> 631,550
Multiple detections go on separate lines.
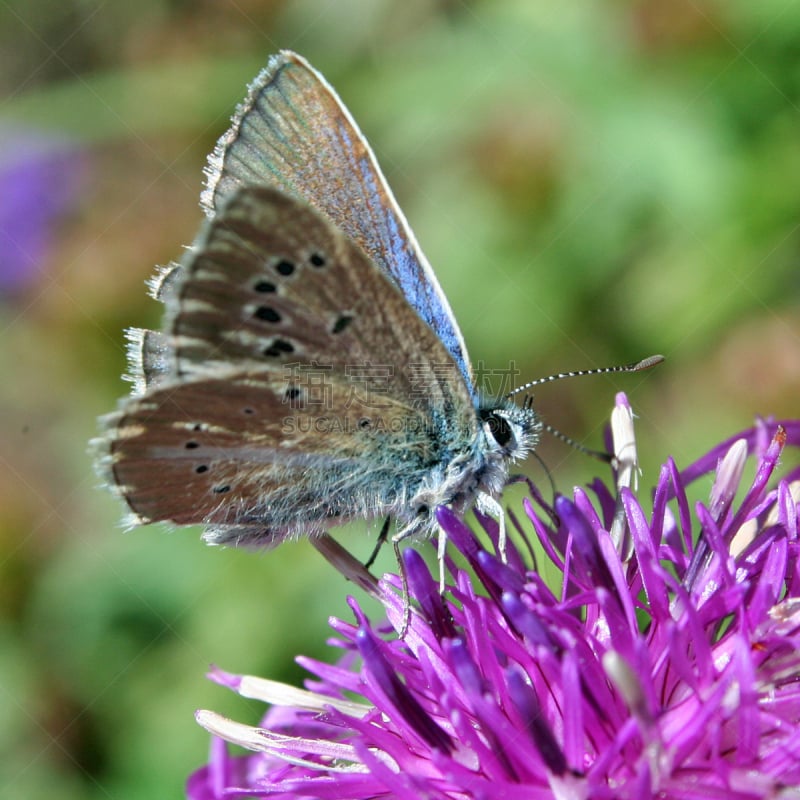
94,51 -> 541,564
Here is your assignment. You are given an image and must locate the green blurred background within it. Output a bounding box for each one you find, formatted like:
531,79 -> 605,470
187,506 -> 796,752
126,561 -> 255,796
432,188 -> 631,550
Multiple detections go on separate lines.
1,0 -> 798,796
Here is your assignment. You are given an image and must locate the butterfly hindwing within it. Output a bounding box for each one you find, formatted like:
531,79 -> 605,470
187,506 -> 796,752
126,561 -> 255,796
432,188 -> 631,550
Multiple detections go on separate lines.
101,372 -> 470,545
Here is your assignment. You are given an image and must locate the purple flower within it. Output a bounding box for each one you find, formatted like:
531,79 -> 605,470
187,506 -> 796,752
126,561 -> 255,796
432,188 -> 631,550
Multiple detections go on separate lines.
0,126 -> 85,294
188,394 -> 800,799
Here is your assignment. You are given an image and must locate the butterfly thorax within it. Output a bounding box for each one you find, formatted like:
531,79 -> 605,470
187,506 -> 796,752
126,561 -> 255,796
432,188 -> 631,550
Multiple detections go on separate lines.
399,397 -> 541,539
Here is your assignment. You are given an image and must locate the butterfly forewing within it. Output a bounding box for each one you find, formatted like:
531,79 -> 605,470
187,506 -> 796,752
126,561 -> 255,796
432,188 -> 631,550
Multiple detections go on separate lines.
202,51 -> 473,388
168,187 -> 464,400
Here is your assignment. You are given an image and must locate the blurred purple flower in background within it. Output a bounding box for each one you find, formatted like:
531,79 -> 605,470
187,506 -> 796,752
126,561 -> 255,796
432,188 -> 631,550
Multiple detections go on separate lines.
187,395 -> 800,799
0,126 -> 85,294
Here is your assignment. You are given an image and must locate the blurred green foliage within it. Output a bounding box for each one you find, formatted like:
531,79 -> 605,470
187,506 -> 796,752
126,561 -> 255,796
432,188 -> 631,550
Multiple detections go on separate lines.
0,0 -> 798,797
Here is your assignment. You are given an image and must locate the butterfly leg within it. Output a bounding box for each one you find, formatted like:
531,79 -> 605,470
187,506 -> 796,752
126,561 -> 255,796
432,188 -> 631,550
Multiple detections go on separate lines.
391,538 -> 412,638
436,530 -> 448,593
390,518 -> 432,638
476,492 -> 508,562
364,516 -> 391,570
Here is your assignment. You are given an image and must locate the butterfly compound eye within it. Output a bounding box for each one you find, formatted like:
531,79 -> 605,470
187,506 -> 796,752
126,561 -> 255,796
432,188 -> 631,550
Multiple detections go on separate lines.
479,410 -> 513,448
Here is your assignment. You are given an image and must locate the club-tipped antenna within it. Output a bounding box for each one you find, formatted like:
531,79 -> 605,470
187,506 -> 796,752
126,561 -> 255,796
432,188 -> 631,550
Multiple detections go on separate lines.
506,354 -> 664,398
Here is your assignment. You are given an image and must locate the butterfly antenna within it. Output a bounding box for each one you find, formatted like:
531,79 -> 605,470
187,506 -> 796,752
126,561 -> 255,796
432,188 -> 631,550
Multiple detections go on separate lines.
512,355 -> 663,463
542,421 -> 614,464
506,354 -> 664,398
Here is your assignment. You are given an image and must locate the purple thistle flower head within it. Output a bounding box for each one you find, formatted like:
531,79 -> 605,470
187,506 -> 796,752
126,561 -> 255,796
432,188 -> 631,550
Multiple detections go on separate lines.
188,395 -> 800,799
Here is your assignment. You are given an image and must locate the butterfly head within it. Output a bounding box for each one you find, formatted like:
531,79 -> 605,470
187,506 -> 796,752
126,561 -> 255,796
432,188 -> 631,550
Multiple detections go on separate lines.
477,397 -> 541,472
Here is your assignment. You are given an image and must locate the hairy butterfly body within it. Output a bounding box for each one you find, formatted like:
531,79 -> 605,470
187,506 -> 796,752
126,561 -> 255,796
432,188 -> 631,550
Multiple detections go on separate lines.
95,51 -> 541,552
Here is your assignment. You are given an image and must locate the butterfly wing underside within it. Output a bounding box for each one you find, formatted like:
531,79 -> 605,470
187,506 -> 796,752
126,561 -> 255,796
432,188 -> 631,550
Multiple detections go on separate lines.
98,186 -> 477,546
200,50 -> 473,389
